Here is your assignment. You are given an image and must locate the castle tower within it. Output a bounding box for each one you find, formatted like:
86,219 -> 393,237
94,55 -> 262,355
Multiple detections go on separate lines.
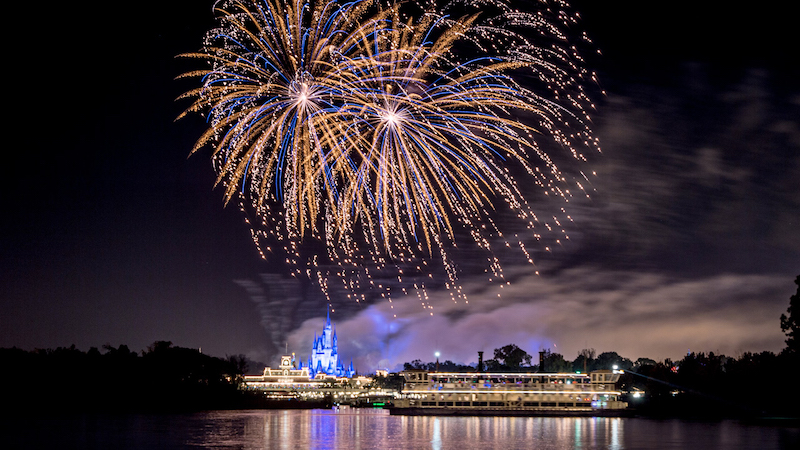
307,310 -> 355,378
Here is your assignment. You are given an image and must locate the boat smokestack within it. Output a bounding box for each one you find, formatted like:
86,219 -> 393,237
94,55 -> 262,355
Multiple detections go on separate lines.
477,351 -> 484,373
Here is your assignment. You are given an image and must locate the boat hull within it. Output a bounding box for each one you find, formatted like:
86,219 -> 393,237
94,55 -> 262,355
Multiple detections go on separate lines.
389,407 -> 629,417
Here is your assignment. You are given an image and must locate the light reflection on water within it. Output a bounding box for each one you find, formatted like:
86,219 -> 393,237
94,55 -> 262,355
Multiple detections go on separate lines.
3,409 -> 798,449
181,409 -> 796,450
188,409 -> 629,449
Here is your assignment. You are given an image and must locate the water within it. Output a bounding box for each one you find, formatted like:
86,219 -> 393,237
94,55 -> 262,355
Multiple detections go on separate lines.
3,409 -> 798,449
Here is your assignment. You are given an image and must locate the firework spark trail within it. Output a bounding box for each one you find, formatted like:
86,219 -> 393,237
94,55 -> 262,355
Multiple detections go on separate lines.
179,0 -> 600,312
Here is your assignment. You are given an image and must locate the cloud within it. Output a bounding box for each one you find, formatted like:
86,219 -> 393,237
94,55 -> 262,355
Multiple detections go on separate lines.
560,64 -> 800,274
285,269 -> 793,372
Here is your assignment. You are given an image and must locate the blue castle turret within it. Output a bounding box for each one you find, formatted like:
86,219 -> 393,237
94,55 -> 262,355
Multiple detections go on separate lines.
307,310 -> 355,378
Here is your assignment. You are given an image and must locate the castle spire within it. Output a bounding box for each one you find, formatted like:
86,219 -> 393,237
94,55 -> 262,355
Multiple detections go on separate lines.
308,307 -> 352,379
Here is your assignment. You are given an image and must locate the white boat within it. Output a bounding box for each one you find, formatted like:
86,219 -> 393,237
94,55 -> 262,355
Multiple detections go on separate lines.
390,369 -> 627,416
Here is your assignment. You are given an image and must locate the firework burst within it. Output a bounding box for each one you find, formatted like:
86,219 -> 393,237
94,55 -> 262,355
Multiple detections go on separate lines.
179,0 -> 600,312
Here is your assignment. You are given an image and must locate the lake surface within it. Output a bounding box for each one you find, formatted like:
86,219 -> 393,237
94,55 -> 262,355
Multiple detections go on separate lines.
3,409 -> 798,449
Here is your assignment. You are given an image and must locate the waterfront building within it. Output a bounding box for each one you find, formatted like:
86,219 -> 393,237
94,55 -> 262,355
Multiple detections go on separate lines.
251,354 -> 310,381
242,354 -> 380,403
242,354 -> 320,398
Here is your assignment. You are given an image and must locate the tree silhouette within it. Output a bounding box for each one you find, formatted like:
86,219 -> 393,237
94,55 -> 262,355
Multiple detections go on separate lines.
572,348 -> 596,373
539,349 -> 570,372
595,351 -> 633,371
780,275 -> 800,353
491,344 -> 532,371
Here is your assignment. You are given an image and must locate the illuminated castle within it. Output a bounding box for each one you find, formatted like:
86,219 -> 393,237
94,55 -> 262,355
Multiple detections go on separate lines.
304,310 -> 355,378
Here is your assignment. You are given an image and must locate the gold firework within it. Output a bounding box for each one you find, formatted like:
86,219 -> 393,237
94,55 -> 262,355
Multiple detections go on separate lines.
179,0 -> 600,311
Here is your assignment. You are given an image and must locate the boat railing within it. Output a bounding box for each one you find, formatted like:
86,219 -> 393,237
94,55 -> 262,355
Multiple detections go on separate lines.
412,382 -> 605,393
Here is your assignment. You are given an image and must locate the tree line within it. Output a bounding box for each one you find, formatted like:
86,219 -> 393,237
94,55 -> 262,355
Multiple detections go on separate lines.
404,345 -> 659,373
0,341 -> 256,414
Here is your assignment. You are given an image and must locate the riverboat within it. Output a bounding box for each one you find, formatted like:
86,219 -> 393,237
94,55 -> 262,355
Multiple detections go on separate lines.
390,369 -> 627,416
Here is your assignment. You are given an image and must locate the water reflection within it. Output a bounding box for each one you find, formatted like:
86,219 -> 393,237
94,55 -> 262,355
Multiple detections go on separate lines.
431,417 -> 441,450
4,410 -> 797,449
189,410 -> 627,449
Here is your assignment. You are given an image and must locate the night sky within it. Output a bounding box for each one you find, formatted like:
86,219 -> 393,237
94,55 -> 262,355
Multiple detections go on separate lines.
2,1 -> 798,372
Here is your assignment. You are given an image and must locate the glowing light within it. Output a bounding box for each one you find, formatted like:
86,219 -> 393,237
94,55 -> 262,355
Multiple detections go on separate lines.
179,0 -> 599,308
